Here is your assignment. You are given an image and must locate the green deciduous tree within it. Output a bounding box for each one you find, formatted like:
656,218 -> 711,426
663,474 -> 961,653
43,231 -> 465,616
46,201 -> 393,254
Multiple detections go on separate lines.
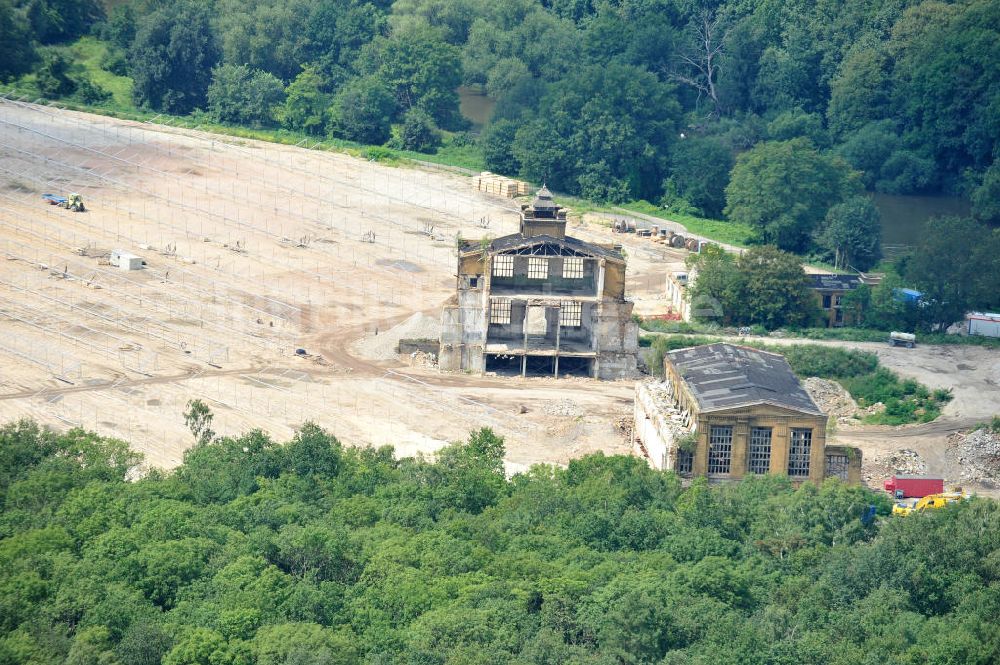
357,24 -> 463,128
666,135 -> 734,218
35,48 -> 76,97
906,216 -> 1000,329
0,0 -> 35,82
737,245 -> 818,329
971,159 -> 1000,224
512,62 -> 680,201
128,1 -> 220,114
207,64 -> 286,128
397,106 -> 440,152
183,399 -> 214,445
215,0 -> 311,82
724,138 -> 862,252
162,628 -> 241,665
327,75 -> 396,145
253,623 -> 357,665
890,0 -> 1000,179
279,66 -> 331,136
827,45 -> 892,137
481,118 -> 520,175
25,0 -> 104,44
819,196 -> 882,271
686,244 -> 741,325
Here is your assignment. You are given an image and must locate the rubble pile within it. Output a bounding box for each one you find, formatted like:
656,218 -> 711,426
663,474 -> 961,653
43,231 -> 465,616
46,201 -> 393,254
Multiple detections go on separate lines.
544,399 -> 585,418
406,351 -> 438,369
950,428 -> 1000,485
615,415 -> 633,442
862,402 -> 886,416
803,377 -> 858,424
863,449 -> 927,484
354,313 -> 441,360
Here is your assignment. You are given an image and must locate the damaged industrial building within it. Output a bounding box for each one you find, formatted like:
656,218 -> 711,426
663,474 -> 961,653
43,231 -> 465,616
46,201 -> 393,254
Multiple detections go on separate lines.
439,186 -> 638,379
634,343 -> 861,483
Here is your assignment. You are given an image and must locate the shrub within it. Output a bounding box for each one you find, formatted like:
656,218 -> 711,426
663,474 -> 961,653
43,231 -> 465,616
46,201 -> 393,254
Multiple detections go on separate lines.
778,345 -> 878,379
397,107 -> 441,153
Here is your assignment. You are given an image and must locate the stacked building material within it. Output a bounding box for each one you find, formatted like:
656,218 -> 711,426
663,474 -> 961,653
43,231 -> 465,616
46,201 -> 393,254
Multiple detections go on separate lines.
474,172 -> 530,198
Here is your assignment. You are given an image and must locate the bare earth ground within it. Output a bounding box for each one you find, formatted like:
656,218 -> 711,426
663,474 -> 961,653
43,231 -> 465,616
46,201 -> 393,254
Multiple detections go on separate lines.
0,100 -> 997,493
0,100 -> 669,471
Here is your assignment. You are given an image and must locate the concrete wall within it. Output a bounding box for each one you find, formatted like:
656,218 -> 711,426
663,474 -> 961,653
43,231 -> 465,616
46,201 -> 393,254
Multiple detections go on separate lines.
399,339 -> 440,356
665,272 -> 691,321
487,300 -> 595,345
634,384 -> 672,470
439,286 -> 487,372
490,256 -> 598,295
603,261 -> 626,299
689,407 -> 828,483
445,243 -> 636,379
813,289 -> 858,328
824,445 -> 863,483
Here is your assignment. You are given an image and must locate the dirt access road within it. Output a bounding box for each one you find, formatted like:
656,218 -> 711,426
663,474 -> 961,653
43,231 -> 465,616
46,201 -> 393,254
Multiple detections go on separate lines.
0,99 -> 683,471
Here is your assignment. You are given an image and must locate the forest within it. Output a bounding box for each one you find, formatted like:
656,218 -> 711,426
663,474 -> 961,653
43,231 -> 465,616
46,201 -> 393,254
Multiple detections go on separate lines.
1,0 -> 998,262
2,419 -> 1000,664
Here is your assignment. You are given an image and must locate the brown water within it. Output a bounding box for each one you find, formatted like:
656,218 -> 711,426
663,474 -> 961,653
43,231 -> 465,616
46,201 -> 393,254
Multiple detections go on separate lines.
872,192 -> 971,248
457,86 -> 496,129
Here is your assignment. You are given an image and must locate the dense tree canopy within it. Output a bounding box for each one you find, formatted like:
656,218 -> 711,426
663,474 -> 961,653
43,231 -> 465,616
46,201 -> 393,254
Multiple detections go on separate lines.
128,1 -> 220,114
688,244 -> 819,328
6,0 -> 999,261
725,138 -> 862,252
0,0 -> 35,81
2,419 -> 999,664
819,196 -> 883,271
207,64 -> 286,128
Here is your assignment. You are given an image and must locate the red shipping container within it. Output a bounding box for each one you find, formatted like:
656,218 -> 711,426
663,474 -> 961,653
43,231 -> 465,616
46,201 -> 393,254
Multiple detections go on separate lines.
883,475 -> 944,498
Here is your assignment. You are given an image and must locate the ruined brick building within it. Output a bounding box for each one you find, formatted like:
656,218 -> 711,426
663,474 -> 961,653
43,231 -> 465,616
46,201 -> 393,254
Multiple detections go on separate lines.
634,343 -> 861,483
439,187 -> 638,378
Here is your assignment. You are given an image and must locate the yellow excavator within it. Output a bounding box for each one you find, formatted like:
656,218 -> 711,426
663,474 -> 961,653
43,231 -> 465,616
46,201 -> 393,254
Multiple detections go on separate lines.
892,490 -> 968,516
42,193 -> 85,212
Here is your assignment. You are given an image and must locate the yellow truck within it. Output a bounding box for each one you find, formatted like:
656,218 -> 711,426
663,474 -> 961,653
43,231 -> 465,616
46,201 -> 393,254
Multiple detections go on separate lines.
892,491 -> 968,516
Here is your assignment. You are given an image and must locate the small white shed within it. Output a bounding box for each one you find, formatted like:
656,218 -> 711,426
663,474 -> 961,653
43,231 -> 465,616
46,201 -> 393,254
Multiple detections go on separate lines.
110,249 -> 145,271
968,312 -> 1000,338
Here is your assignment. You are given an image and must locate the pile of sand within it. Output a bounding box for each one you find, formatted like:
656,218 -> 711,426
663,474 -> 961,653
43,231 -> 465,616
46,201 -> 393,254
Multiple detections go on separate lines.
354,312 -> 441,360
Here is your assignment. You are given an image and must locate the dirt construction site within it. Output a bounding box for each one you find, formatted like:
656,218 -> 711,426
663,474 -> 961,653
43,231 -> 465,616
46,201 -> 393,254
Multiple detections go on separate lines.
0,98 -> 998,489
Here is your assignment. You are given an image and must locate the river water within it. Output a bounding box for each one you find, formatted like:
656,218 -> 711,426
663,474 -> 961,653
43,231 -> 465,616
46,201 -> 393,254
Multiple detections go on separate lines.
872,192 -> 972,249
453,88 -> 975,251
457,86 -> 496,129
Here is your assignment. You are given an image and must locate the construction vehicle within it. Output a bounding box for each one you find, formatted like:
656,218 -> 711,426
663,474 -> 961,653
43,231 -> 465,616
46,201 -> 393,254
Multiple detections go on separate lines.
892,490 -> 968,516
42,193 -> 85,212
888,331 -> 916,348
884,475 -> 944,499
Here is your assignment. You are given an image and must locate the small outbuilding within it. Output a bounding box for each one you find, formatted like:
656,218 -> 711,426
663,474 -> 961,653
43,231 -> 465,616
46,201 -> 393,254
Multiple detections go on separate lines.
110,249 -> 146,271
808,273 -> 861,328
968,312 -> 1000,338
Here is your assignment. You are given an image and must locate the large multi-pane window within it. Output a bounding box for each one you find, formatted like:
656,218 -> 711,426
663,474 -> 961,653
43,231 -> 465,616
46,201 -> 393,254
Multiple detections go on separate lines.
559,301 -> 582,327
489,299 -> 512,324
708,425 -> 733,474
788,428 -> 813,476
528,257 -> 548,279
492,255 -> 514,277
749,427 -> 772,474
563,257 -> 584,279
826,454 -> 849,480
676,449 -> 693,475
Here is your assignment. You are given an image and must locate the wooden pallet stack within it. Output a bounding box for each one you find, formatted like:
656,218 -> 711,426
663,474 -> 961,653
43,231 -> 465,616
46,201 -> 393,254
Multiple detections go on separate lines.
474,172 -> 530,198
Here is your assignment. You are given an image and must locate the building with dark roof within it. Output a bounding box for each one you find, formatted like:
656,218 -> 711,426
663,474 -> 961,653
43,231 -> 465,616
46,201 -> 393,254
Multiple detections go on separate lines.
808,273 -> 862,328
633,343 -> 860,483
439,186 -> 638,378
